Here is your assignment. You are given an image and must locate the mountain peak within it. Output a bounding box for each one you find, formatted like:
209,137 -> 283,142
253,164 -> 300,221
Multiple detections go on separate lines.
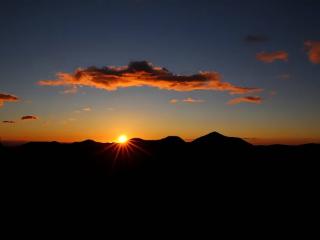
207,131 -> 225,137
193,131 -> 225,141
192,131 -> 251,148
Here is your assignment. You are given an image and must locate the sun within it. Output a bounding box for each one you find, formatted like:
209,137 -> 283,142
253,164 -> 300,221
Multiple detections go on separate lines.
117,135 -> 128,144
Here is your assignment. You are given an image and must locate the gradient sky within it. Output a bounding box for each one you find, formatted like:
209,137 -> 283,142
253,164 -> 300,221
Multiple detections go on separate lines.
1,0 -> 320,144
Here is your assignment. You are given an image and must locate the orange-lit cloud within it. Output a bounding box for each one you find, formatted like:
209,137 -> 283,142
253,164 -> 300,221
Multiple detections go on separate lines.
170,97 -> 205,104
183,97 -> 204,103
170,99 -> 179,104
305,41 -> 320,64
2,120 -> 15,124
256,51 -> 288,63
0,93 -> 19,107
38,61 -> 262,95
227,96 -> 262,105
21,115 -> 38,120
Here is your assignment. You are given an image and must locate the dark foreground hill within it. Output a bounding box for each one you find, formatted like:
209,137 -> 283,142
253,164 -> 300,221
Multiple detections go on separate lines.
1,131 -> 320,222
1,131 -> 319,186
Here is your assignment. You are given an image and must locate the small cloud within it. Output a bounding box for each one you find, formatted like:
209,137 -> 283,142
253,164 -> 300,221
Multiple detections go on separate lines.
0,93 -> 19,107
170,99 -> 179,104
74,107 -> 92,114
305,40 -> 320,64
106,107 -> 114,111
227,96 -> 262,105
256,51 -> 288,63
2,120 -> 15,124
278,73 -> 291,80
21,115 -> 38,120
61,86 -> 78,94
182,97 -> 205,103
170,97 -> 205,104
38,61 -> 262,95
245,35 -> 269,43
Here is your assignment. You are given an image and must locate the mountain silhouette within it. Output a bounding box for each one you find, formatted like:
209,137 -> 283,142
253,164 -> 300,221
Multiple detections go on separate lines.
1,131 -> 319,194
192,131 -> 251,148
159,136 -> 185,144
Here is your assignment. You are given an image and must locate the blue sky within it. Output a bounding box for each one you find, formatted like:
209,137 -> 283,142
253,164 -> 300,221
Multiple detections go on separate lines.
1,0 -> 320,143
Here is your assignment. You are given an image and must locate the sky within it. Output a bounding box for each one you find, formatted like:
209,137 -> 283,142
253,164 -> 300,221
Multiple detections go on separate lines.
1,0 -> 320,144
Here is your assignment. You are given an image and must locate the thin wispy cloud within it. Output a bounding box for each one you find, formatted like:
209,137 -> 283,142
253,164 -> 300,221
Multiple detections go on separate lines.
182,97 -> 205,103
39,61 -> 262,95
2,120 -> 15,124
170,97 -> 205,104
21,115 -> 38,120
0,93 -> 19,107
74,107 -> 92,114
256,51 -> 288,63
61,86 -> 78,94
227,96 -> 262,105
170,99 -> 179,104
305,40 -> 320,64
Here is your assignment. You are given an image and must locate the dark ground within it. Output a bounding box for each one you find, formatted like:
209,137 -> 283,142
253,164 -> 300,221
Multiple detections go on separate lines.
1,131 -> 319,229
1,131 -> 319,188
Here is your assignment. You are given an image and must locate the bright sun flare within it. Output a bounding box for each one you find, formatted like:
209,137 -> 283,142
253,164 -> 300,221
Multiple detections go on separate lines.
117,135 -> 128,144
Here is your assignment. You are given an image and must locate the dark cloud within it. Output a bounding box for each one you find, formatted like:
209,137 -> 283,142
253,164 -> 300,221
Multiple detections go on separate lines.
245,35 -> 269,43
256,51 -> 288,63
2,120 -> 15,123
21,115 -> 38,120
227,96 -> 262,105
39,61 -> 262,95
0,93 -> 19,107
305,40 -> 320,64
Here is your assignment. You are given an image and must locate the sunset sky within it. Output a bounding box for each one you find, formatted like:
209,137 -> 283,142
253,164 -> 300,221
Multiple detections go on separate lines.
1,0 -> 320,144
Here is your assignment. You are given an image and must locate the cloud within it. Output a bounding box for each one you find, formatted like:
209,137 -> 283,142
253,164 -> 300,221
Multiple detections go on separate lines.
0,93 -> 19,107
245,35 -> 269,43
61,86 -> 78,94
227,96 -> 262,105
2,120 -> 15,124
170,97 -> 205,104
74,107 -> 92,114
278,73 -> 291,80
170,99 -> 179,104
182,97 -> 204,103
38,61 -> 262,95
256,51 -> 288,63
305,40 -> 320,64
21,115 -> 38,120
